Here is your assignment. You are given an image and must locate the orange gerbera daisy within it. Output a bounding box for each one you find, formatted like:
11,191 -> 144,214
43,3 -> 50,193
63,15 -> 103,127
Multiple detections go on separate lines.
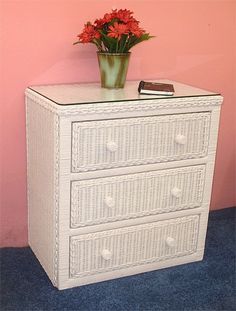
78,23 -> 100,43
107,22 -> 129,40
113,9 -> 134,23
127,21 -> 144,38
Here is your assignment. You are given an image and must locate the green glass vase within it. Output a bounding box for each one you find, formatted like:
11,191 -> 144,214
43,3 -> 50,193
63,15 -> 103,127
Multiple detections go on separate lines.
97,52 -> 131,89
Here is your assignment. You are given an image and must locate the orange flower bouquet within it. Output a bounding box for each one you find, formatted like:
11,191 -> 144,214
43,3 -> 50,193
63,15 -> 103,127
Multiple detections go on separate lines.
74,9 -> 154,88
74,9 -> 154,53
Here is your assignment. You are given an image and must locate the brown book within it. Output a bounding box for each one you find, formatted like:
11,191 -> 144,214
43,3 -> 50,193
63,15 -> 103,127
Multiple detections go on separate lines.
138,81 -> 175,95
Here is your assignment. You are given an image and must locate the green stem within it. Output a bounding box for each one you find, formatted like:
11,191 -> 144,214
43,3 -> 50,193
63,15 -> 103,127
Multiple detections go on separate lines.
120,35 -> 128,53
93,39 -> 102,51
116,40 -> 119,53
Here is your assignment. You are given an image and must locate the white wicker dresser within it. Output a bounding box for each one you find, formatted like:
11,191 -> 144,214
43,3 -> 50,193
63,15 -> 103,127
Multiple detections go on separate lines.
25,80 -> 222,290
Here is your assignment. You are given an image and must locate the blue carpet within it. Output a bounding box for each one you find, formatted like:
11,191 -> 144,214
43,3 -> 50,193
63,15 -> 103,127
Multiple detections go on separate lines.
0,207 -> 235,311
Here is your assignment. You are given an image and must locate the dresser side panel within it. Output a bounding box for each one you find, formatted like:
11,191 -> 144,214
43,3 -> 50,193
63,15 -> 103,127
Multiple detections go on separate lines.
196,106 -> 222,252
26,97 -> 58,286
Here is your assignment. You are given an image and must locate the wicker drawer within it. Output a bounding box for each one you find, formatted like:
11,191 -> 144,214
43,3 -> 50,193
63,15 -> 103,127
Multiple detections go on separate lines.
71,112 -> 210,172
71,165 -> 205,228
70,215 -> 199,278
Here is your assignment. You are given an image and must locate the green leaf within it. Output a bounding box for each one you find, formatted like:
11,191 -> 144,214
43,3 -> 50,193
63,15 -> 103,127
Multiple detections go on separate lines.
127,33 -> 155,51
99,30 -> 117,52
119,34 -> 128,53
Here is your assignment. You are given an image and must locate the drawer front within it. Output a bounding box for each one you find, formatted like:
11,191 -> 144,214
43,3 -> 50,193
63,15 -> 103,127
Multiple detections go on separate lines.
71,112 -> 210,172
71,165 -> 205,228
70,215 -> 199,278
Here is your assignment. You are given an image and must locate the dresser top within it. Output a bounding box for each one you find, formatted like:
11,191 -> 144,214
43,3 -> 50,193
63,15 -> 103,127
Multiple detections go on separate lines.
27,80 -> 220,106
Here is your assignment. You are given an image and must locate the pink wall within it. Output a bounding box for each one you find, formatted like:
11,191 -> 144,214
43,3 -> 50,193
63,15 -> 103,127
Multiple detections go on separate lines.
0,0 -> 235,247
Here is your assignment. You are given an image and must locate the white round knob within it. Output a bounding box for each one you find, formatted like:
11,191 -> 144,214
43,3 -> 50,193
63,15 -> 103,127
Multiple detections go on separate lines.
166,237 -> 176,248
175,134 -> 187,145
104,196 -> 115,208
106,141 -> 118,152
101,249 -> 112,260
171,187 -> 182,198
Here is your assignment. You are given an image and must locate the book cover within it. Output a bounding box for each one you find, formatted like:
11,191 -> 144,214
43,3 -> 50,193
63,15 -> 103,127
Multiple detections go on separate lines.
138,81 -> 175,95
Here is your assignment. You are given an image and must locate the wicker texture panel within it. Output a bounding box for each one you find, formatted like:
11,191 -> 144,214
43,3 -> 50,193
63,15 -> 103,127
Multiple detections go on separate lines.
72,113 -> 211,172
71,165 -> 205,228
26,97 -> 59,286
70,215 -> 199,277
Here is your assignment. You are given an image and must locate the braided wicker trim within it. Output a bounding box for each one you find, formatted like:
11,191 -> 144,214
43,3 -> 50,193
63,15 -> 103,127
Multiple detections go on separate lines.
25,89 -> 223,117
53,114 -> 60,286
